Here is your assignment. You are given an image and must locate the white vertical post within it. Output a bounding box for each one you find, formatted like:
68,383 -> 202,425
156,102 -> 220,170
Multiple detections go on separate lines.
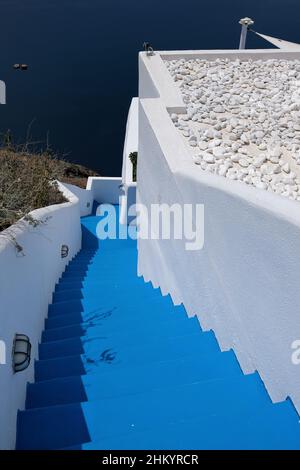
0,80 -> 6,105
239,17 -> 254,50
0,340 -> 6,365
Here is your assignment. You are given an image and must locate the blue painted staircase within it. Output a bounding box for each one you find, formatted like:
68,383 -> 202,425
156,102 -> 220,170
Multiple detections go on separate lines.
16,205 -> 300,449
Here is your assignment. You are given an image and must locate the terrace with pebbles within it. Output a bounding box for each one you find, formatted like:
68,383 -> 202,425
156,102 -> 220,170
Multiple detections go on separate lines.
165,57 -> 300,201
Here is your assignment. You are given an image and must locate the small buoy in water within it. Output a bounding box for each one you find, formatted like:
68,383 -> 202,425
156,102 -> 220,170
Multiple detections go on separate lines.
13,64 -> 28,70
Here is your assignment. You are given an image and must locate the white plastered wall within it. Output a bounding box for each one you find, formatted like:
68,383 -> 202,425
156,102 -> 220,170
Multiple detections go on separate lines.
137,49 -> 300,414
0,183 -> 82,449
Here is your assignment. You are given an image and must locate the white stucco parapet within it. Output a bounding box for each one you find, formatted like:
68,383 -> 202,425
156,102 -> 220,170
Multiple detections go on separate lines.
0,182 -> 83,449
137,49 -> 300,415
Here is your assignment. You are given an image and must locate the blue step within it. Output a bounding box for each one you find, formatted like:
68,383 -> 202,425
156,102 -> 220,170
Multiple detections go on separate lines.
67,255 -> 134,264
46,302 -> 184,328
45,311 -> 85,329
16,204 -> 300,450
17,374 -> 286,450
55,278 -> 152,293
65,401 -> 300,450
61,266 -> 136,281
26,350 -> 241,409
42,314 -> 199,342
42,323 -> 87,341
52,279 -> 155,302
39,321 -> 201,360
63,262 -> 137,272
48,291 -> 178,316
35,332 -> 219,381
35,355 -> 86,382
44,302 -> 185,329
17,402 -> 91,450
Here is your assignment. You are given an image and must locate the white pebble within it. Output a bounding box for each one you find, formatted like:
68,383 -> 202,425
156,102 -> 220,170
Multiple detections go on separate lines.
213,147 -> 226,159
269,146 -> 282,159
255,181 -> 268,190
254,81 -> 266,89
239,158 -> 249,168
169,57 -> 300,202
208,138 -> 222,148
203,153 -> 215,163
273,164 -> 282,174
214,105 -> 225,113
218,164 -> 229,177
198,141 -> 208,151
253,155 -> 267,167
258,143 -> 267,151
282,162 -> 290,173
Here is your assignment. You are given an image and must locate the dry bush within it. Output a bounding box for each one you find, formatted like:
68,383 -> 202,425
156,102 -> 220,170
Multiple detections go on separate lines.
0,148 -> 66,231
0,139 -> 100,231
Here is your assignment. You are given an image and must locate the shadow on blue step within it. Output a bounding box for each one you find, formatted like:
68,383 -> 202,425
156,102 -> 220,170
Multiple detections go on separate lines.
63,401 -> 300,450
16,402 -> 91,450
44,302 -> 187,330
81,224 -> 100,249
53,278 -> 153,302
42,324 -> 86,342
48,291 -> 178,317
35,332 -> 218,382
18,373 -> 299,450
39,321 -> 203,360
26,375 -> 88,409
45,311 -> 85,329
35,355 -> 86,381
42,314 -> 199,342
26,350 -> 241,409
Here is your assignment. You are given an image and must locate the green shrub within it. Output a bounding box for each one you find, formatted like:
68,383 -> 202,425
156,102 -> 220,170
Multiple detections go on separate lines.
129,151 -> 138,182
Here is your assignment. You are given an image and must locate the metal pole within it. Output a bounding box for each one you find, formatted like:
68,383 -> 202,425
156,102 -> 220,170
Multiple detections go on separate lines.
239,17 -> 254,49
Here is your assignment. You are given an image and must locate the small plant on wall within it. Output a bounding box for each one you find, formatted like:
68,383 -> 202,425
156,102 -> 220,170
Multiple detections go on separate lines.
129,151 -> 137,182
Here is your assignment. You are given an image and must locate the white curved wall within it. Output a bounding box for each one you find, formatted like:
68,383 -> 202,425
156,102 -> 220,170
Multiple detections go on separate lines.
0,183 -> 82,449
137,50 -> 300,415
87,177 -> 122,205
62,182 -> 93,217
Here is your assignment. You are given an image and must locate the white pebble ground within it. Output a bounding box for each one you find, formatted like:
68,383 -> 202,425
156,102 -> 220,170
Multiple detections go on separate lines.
165,57 -> 300,201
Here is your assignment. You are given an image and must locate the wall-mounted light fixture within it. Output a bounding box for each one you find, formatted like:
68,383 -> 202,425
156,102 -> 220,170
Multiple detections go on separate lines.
12,334 -> 31,373
61,245 -> 69,258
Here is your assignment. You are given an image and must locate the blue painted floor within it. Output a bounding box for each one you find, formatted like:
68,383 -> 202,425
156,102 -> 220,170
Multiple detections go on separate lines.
16,205 -> 300,449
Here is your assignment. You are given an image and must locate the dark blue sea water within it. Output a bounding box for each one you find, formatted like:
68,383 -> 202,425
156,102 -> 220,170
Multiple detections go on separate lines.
0,0 -> 299,175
